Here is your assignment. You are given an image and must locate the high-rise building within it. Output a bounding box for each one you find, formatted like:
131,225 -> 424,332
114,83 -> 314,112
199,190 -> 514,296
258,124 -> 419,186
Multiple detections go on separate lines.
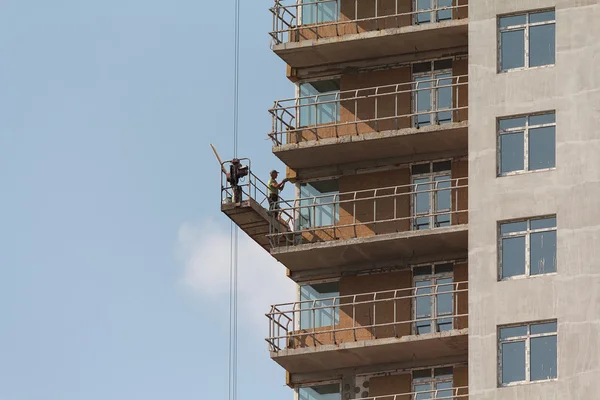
222,1 -> 597,398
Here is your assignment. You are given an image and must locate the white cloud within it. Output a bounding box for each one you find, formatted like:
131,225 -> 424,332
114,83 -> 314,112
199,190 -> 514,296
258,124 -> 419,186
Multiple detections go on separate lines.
176,218 -> 296,331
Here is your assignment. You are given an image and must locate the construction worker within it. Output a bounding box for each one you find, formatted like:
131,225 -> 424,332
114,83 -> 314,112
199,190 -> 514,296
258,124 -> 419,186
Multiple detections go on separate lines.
268,169 -> 288,218
228,158 -> 247,205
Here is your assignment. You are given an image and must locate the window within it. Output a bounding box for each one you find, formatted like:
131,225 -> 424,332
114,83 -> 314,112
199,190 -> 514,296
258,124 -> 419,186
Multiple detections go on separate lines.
299,282 -> 339,330
498,112 -> 556,175
298,383 -> 341,400
499,321 -> 557,386
414,0 -> 453,24
499,216 -> 556,280
298,79 -> 340,127
413,263 -> 454,334
300,0 -> 339,25
411,161 -> 452,230
499,10 -> 555,71
413,60 -> 454,128
299,179 -> 339,229
413,367 -> 454,399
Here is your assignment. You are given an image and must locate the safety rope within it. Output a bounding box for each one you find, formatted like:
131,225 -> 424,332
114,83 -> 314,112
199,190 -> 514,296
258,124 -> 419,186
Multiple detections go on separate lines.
229,0 -> 241,398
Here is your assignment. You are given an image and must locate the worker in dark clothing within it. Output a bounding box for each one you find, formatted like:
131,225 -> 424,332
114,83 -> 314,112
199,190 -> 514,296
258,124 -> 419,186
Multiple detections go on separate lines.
227,158 -> 247,205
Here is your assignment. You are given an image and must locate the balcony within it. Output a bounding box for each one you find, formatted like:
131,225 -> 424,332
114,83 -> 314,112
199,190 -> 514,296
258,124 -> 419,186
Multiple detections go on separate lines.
354,387 -> 469,400
268,177 -> 468,272
267,281 -> 468,373
270,0 -> 468,68
269,75 -> 468,170
219,158 -> 292,251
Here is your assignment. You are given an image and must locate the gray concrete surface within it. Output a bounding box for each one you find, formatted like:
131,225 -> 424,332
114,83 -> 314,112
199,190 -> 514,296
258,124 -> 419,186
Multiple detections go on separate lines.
468,1 -> 600,398
274,21 -> 468,68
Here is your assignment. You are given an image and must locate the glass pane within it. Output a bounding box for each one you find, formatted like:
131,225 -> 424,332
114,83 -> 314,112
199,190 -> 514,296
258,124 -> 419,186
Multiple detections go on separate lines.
530,10 -> 555,24
531,217 -> 556,230
436,277 -> 454,331
501,236 -> 526,279
531,322 -> 557,335
415,179 -> 432,214
529,126 -> 556,170
530,24 -> 556,67
499,14 -> 527,28
415,77 -> 433,127
434,175 -> 452,211
499,117 -> 527,131
501,341 -> 526,384
434,367 -> 454,378
299,384 -> 341,400
531,231 -> 557,275
317,1 -> 338,23
416,0 -> 432,24
414,383 -> 433,400
529,113 -> 556,126
531,336 -> 558,381
500,132 -> 525,173
500,325 -> 527,339
300,283 -> 340,329
301,0 -> 338,25
415,216 -> 431,230
435,380 -> 454,399
436,73 -> 453,124
501,30 -> 525,70
501,221 -> 528,235
415,281 -> 433,334
316,93 -> 339,125
437,0 -> 453,21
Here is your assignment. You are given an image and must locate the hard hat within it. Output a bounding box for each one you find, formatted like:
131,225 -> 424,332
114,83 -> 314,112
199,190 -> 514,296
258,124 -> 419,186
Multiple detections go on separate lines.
232,158 -> 240,164
270,169 -> 279,174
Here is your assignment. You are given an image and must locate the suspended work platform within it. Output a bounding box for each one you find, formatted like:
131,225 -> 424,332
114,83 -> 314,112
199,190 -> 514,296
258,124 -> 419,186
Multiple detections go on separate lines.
220,158 -> 292,251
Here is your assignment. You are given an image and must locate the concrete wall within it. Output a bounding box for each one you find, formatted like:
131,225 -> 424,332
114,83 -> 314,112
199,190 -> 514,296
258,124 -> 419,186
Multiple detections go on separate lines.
292,0 -> 469,41
468,1 -> 600,399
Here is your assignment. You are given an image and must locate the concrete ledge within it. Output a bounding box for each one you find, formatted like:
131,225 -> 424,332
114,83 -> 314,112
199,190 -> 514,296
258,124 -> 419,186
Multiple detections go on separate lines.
273,121 -> 468,169
271,225 -> 468,272
271,328 -> 468,374
273,19 -> 468,68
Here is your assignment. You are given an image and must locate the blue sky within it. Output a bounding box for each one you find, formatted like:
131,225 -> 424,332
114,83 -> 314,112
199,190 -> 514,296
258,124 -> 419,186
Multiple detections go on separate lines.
0,1 -> 296,399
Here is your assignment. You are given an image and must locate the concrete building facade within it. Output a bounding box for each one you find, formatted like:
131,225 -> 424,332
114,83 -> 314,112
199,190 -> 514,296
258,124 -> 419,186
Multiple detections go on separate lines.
221,1 -> 598,398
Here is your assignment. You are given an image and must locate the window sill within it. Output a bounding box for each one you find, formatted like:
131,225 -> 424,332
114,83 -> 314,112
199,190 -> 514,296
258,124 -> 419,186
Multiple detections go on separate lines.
499,378 -> 558,388
498,64 -> 556,74
497,167 -> 556,178
498,272 -> 557,282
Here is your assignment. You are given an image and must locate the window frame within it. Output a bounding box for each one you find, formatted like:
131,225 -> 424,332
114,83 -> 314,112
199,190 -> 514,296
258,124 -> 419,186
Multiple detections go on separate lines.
296,380 -> 342,400
297,278 -> 340,331
498,216 -> 557,281
497,111 -> 557,177
497,9 -> 556,73
412,367 -> 455,397
498,320 -> 558,387
410,160 -> 453,230
412,263 -> 455,335
412,64 -> 454,128
295,75 -> 342,129
412,0 -> 454,25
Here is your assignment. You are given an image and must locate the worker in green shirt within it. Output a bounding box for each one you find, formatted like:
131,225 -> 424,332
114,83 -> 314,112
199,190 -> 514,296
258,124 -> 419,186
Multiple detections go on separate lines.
267,169 -> 288,218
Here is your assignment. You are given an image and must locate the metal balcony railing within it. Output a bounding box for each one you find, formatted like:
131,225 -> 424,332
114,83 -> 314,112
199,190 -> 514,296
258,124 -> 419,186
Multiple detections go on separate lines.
270,0 -> 468,45
266,177 -> 468,249
266,282 -> 468,352
269,76 -> 468,146
355,387 -> 469,400
220,158 -> 295,228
